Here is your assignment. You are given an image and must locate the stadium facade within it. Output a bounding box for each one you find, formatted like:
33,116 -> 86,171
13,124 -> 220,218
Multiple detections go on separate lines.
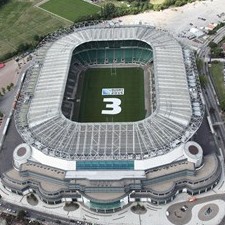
2,24 -> 221,213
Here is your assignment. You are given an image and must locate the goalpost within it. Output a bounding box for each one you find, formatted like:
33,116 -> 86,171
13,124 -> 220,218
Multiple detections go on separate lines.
111,63 -> 117,76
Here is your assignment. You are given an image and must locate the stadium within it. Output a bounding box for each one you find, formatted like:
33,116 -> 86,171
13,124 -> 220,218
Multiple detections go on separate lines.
2,23 -> 221,213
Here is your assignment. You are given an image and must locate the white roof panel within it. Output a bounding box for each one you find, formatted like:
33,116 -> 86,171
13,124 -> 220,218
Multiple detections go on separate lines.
15,25 -> 202,160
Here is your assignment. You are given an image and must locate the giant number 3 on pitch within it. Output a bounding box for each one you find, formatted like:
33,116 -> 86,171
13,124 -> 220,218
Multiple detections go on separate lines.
101,98 -> 122,115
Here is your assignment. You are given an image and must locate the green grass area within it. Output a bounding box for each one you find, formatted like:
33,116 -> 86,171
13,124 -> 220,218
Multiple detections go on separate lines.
40,0 -> 100,22
209,62 -> 225,107
196,57 -> 204,74
150,0 -> 165,5
78,67 -> 145,122
98,0 -> 129,7
0,0 -> 71,59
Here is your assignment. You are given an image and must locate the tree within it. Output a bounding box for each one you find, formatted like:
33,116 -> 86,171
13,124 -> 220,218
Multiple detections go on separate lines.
209,42 -> 218,49
174,0 -> 186,7
220,94 -> 225,111
0,0 -> 9,8
211,47 -> 223,58
143,1 -> 150,10
6,85 -> 10,92
209,107 -> 215,114
33,34 -> 40,42
17,43 -> 33,53
208,30 -> 216,35
163,0 -> 176,7
30,221 -> 41,225
101,3 -> 117,19
199,75 -> 208,88
153,4 -> 164,11
17,209 -> 26,220
2,87 -> 6,94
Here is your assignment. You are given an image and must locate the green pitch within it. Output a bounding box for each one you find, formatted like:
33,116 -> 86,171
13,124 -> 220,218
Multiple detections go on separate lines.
0,0 -> 71,60
78,67 -> 145,122
209,62 -> 225,109
40,0 -> 100,22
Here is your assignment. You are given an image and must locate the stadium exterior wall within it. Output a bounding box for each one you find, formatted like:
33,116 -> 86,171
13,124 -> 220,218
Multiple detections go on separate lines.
29,145 -> 185,172
1,153 -> 222,211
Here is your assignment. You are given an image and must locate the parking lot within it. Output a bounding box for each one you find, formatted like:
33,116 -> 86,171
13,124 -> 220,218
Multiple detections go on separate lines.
117,0 -> 225,48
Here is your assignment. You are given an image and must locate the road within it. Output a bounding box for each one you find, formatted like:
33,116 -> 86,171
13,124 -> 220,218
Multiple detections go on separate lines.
201,62 -> 225,156
197,26 -> 225,61
0,58 -> 35,173
0,58 -> 34,150
197,26 -> 225,159
167,193 -> 225,225
0,198 -> 89,225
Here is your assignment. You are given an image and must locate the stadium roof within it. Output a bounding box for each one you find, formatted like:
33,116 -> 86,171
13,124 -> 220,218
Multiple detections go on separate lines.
16,25 -> 203,160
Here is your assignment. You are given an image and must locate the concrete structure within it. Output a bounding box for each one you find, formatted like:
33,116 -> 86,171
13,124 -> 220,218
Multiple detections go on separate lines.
190,27 -> 205,38
184,141 -> 203,167
13,143 -> 32,169
1,24 -> 221,213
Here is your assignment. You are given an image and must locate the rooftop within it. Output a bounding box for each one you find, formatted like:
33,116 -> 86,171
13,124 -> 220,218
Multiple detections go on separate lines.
15,24 -> 203,160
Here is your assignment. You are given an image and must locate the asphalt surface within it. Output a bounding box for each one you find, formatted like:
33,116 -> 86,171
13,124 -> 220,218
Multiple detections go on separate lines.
0,59 -> 34,173
0,89 -> 16,115
202,61 -> 225,158
0,199 -> 86,225
0,73 -> 24,174
167,194 -> 225,225
0,114 -> 23,174
0,84 -> 18,136
192,114 -> 216,155
197,26 -> 225,160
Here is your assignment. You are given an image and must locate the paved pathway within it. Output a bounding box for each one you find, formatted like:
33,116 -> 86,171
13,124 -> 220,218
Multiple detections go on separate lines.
0,56 -> 34,141
167,195 -> 225,225
0,60 -> 19,91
